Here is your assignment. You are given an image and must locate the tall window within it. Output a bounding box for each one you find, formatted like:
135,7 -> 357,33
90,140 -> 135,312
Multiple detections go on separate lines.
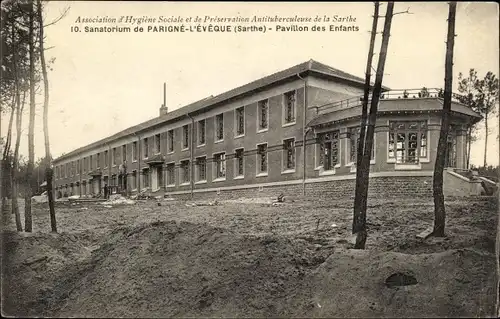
65,163 -> 68,177
349,127 -> 374,164
235,106 -> 245,136
122,145 -> 126,163
198,120 -> 206,145
76,160 -> 80,174
112,147 -> 117,165
283,138 -> 295,170
104,150 -> 109,167
215,113 -> 224,141
257,143 -> 268,174
132,171 -> 137,189
89,155 -> 93,170
168,130 -> 174,152
143,169 -> 149,188
132,142 -> 137,161
155,134 -> 161,154
258,99 -> 269,131
388,121 -> 427,164
284,90 -> 296,124
182,125 -> 189,149
446,126 -> 457,167
234,148 -> 244,177
143,138 -> 149,158
96,152 -> 100,168
180,160 -> 190,183
318,131 -> 339,171
167,163 -> 175,185
196,156 -> 207,181
214,152 -> 226,179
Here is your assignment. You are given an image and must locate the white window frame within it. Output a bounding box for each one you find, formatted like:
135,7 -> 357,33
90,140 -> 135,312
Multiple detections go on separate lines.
234,148 -> 245,179
197,119 -> 206,147
132,142 -> 137,162
166,161 -> 176,187
154,133 -> 161,155
345,126 -> 376,173
213,152 -> 226,182
195,155 -> 207,184
180,159 -> 191,185
215,113 -> 224,143
182,125 -> 189,151
257,99 -> 269,133
256,142 -> 268,177
282,138 -> 296,174
167,130 -> 175,154
386,120 -> 430,169
143,138 -> 149,159
234,106 -> 245,138
282,90 -> 297,127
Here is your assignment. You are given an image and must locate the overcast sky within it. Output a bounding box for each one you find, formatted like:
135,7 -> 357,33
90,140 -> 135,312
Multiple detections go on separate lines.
1,1 -> 499,166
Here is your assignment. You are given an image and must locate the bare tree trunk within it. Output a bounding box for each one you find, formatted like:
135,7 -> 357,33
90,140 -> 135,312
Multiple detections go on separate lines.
37,0 -> 57,232
354,1 -> 395,249
466,126 -> 472,169
353,1 -> 379,237
484,113 -> 488,167
433,1 -> 457,237
1,106 -> 15,213
12,90 -> 24,232
24,1 -> 36,232
2,103 -> 15,160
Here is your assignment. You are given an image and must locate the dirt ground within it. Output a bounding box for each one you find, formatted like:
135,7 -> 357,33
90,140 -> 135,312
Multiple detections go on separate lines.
1,195 -> 498,318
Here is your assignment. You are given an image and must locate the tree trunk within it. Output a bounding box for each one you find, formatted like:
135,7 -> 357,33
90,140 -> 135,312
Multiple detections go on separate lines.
353,1 -> 379,235
1,107 -> 15,213
433,1 -> 457,237
37,0 -> 57,232
484,113 -> 488,167
466,126 -> 472,169
354,1 -> 395,249
24,1 -> 36,232
12,90 -> 23,232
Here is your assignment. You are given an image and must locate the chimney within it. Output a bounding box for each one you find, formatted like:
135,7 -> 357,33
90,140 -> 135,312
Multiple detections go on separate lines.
159,82 -> 168,117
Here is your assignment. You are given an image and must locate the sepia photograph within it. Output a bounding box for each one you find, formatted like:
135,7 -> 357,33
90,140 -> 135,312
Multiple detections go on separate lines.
1,1 -> 499,318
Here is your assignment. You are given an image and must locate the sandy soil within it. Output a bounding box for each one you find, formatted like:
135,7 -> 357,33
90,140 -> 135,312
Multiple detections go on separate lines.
1,196 -> 497,317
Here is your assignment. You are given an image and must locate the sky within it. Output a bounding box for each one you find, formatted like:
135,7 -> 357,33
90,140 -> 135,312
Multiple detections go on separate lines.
1,1 -> 499,166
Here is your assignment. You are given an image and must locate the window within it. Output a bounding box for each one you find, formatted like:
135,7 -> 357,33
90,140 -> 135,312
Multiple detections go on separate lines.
388,121 -> 428,164
235,106 -> 245,136
258,99 -> 269,131
143,138 -> 149,158
283,138 -> 295,171
76,160 -> 80,174
65,163 -> 68,177
155,134 -> 161,154
198,120 -> 206,145
142,169 -> 149,188
104,150 -> 109,167
180,160 -> 190,184
284,90 -> 296,124
215,113 -> 224,141
234,148 -> 244,177
318,131 -> 339,171
446,125 -> 457,167
166,163 -> 175,186
89,155 -> 93,170
83,158 -> 87,173
167,130 -> 174,152
182,125 -> 189,149
122,145 -> 126,163
196,156 -> 207,182
132,171 -> 137,189
348,127 -> 374,164
96,153 -> 100,168
132,142 -> 137,161
257,143 -> 268,174
112,148 -> 117,166
214,152 -> 226,179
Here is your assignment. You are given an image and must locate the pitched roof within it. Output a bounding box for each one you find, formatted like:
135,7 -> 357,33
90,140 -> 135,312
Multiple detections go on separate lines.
307,98 -> 482,127
54,59 -> 375,163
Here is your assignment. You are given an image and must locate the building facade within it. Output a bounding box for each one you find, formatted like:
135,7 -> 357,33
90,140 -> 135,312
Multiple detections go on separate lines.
52,60 -> 481,199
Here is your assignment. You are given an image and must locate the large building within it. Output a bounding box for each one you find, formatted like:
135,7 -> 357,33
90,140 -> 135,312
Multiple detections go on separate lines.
52,60 -> 482,199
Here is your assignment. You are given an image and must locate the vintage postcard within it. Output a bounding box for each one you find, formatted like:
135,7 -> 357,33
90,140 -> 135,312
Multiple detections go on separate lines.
1,1 -> 499,318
